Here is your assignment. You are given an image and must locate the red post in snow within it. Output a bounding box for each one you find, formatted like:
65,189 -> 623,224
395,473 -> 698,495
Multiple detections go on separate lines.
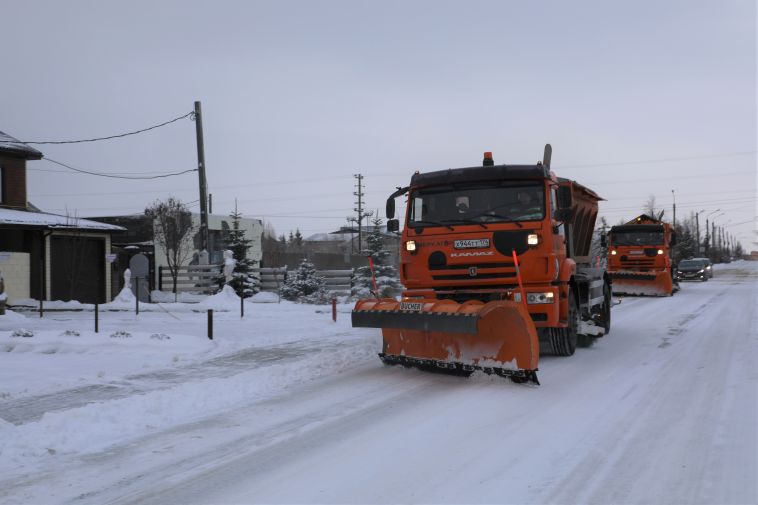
368,257 -> 379,297
331,298 -> 337,322
512,250 -> 528,308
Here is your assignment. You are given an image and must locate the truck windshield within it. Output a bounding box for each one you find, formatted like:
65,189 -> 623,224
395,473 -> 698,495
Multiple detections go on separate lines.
610,231 -> 664,246
408,182 -> 544,228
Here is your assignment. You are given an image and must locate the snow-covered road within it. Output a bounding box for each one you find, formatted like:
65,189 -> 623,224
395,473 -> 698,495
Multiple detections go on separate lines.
1,263 -> 756,504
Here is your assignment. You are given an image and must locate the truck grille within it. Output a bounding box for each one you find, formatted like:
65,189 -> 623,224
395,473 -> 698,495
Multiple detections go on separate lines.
620,258 -> 656,270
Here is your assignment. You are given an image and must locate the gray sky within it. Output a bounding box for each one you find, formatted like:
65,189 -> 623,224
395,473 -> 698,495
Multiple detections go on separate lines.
3,0 -> 756,248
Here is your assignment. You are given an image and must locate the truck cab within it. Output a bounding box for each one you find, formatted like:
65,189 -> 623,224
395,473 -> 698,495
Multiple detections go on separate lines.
607,215 -> 677,296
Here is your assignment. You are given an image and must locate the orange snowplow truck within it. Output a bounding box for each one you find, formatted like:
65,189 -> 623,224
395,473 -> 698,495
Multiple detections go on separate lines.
352,145 -> 612,384
606,214 -> 678,296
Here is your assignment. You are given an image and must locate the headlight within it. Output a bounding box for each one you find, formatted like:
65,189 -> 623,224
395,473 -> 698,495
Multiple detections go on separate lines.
698,269 -> 704,274
526,292 -> 555,304
405,240 -> 416,252
610,250 -> 617,255
706,265 -> 711,270
657,249 -> 664,255
527,234 -> 539,246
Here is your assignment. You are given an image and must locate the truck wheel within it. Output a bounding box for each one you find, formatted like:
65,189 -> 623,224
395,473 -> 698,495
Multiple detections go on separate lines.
602,283 -> 611,334
551,290 -> 578,356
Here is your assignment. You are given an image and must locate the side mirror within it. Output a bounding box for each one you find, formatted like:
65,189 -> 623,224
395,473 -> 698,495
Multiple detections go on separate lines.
600,234 -> 607,248
557,185 -> 573,209
387,219 -> 400,233
386,198 -> 395,219
553,208 -> 574,222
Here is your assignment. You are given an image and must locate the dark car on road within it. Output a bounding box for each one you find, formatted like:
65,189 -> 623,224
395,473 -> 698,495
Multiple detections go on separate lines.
676,259 -> 709,282
691,257 -> 714,278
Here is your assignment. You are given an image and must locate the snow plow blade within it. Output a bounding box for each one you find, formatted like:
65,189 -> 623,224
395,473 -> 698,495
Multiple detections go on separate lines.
352,298 -> 539,384
610,271 -> 674,296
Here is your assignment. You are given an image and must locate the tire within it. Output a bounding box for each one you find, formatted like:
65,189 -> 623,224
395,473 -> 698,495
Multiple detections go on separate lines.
551,288 -> 578,356
601,282 -> 611,334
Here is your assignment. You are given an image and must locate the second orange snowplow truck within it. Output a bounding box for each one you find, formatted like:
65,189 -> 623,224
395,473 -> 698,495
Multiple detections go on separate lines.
352,145 -> 612,384
606,214 -> 678,296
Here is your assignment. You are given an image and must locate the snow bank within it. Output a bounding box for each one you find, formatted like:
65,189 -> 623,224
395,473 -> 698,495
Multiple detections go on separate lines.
251,291 -> 279,303
195,285 -> 240,311
0,309 -> 27,330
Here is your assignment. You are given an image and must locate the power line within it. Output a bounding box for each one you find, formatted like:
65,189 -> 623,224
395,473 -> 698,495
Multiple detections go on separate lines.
44,157 -> 197,180
19,112 -> 194,144
554,150 -> 757,170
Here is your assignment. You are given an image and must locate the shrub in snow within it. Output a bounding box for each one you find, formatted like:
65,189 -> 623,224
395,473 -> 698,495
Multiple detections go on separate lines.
11,328 -> 34,338
150,333 -> 170,340
351,217 -> 402,299
110,330 -> 132,339
61,330 -> 80,337
280,259 -> 329,304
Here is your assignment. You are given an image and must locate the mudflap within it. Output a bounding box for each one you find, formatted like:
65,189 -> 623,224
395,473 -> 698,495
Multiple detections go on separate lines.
352,298 -> 539,384
610,271 -> 673,296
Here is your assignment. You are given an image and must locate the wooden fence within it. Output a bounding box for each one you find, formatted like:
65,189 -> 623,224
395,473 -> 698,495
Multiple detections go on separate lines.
158,265 -> 353,295
158,265 -> 220,294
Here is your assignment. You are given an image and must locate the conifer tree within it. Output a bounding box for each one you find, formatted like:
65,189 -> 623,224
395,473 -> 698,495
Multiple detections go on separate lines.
351,217 -> 401,298
280,259 -> 328,303
223,207 -> 260,297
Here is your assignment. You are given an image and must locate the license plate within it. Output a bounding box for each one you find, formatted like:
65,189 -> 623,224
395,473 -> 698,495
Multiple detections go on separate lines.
454,239 -> 490,249
400,302 -> 423,311
629,250 -> 643,255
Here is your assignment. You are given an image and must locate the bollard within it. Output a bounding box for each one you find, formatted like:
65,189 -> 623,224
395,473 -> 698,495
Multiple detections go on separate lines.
207,309 -> 214,340
332,298 -> 337,322
135,277 -> 140,315
39,298 -> 43,318
241,294 -> 244,319
95,303 -> 99,333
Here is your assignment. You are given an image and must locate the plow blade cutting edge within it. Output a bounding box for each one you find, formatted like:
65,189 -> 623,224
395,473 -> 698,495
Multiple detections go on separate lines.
352,298 -> 539,384
610,271 -> 673,296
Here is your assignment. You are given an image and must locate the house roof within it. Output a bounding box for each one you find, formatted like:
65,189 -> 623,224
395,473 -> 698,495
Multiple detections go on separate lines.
0,131 -> 43,160
0,207 -> 125,231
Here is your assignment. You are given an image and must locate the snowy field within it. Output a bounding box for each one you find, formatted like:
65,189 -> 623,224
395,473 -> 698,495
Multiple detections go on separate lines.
0,262 -> 756,505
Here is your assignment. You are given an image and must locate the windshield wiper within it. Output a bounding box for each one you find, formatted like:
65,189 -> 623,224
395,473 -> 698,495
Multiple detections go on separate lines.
411,220 -> 455,230
467,211 -> 523,228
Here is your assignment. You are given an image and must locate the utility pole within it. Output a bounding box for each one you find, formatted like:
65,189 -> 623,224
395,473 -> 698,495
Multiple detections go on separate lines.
695,209 -> 705,256
671,189 -> 676,228
352,174 -> 373,253
194,101 -> 210,255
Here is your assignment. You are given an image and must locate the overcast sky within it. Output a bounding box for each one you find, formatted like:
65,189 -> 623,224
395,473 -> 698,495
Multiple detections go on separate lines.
3,0 -> 756,248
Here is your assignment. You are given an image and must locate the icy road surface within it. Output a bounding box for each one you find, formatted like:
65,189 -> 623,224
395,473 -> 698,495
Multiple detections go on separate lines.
0,262 -> 756,504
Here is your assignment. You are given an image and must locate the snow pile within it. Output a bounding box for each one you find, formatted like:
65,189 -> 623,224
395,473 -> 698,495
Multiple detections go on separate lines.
251,291 -> 279,303
114,285 -> 135,304
0,309 -> 27,329
196,285 -> 240,311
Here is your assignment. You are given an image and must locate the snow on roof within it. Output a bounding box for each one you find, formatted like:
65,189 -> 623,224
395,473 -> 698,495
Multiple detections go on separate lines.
0,207 -> 125,231
0,131 -> 43,160
305,232 -> 353,242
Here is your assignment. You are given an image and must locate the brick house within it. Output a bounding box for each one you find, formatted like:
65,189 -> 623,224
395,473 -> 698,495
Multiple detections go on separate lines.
0,131 -> 124,304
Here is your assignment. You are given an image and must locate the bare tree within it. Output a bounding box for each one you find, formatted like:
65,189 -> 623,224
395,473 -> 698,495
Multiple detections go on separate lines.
643,195 -> 665,221
145,198 -> 194,294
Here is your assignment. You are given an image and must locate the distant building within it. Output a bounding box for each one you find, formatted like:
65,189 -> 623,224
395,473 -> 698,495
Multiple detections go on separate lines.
92,212 -> 262,294
0,131 -> 124,304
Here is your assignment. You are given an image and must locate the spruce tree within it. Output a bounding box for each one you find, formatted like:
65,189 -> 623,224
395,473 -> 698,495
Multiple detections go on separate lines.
351,217 -> 402,299
223,207 -> 260,298
280,259 -> 328,303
